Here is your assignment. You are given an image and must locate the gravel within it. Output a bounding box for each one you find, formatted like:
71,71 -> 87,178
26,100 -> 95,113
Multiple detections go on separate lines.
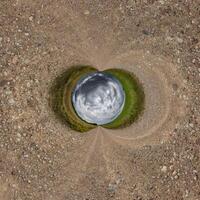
0,1 -> 199,200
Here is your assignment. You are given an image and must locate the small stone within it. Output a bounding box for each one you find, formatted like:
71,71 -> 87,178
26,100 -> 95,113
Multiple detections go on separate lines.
27,82 -> 31,87
84,10 -> 90,15
176,37 -> 183,43
166,36 -> 173,41
189,123 -> 194,128
183,79 -> 187,84
159,0 -> 165,4
161,166 -> 167,173
12,55 -> 18,65
29,16 -> 33,21
174,175 -> 179,179
23,59 -> 30,64
177,58 -> 181,63
192,19 -> 196,24
172,170 -> 177,176
17,133 -> 21,137
8,98 -> 15,105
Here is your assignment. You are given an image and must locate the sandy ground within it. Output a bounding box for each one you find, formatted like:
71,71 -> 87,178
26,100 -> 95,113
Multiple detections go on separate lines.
0,0 -> 200,200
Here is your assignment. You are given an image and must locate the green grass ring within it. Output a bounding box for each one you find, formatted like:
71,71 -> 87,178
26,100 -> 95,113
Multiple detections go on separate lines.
50,66 -> 145,132
102,68 -> 145,129
50,66 -> 97,132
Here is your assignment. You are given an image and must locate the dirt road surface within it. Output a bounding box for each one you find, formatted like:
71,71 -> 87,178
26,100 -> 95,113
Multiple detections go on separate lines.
0,1 -> 200,200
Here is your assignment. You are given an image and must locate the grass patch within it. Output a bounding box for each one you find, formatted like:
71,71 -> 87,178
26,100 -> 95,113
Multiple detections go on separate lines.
50,66 -> 97,132
102,68 -> 145,129
50,66 -> 145,132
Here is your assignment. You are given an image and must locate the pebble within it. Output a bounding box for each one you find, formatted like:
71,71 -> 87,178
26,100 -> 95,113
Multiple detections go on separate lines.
176,37 -> 183,43
17,133 -> 21,137
12,56 -> 18,65
84,10 -> 90,15
27,82 -> 31,87
159,0 -> 165,5
8,98 -> 15,105
189,123 -> 194,128
192,59 -> 196,63
29,16 -> 34,21
161,166 -> 167,173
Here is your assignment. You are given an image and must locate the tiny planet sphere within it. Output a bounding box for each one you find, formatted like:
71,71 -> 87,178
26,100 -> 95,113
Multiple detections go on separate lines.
72,72 -> 125,125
